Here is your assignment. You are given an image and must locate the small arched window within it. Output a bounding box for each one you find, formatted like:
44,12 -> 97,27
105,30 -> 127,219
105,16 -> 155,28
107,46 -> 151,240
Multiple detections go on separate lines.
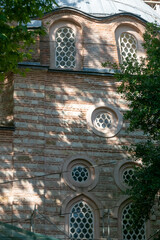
120,32 -> 137,62
55,27 -> 76,69
69,201 -> 94,239
122,203 -> 146,240
115,24 -> 145,65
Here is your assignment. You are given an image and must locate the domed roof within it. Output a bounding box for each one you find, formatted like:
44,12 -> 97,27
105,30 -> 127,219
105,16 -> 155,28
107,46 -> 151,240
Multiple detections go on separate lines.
56,0 -> 160,23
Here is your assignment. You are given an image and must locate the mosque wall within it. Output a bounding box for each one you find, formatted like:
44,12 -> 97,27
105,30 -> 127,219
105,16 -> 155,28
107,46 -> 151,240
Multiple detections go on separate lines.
40,11 -> 146,69
0,8 -> 159,240
11,69 -> 129,238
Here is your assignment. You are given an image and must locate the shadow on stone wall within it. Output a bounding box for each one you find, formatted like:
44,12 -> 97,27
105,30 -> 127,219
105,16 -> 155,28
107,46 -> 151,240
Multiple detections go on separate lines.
0,15 -> 147,240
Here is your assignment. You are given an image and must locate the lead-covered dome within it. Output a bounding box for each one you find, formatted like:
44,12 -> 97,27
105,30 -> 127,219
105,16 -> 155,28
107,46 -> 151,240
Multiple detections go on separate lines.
56,0 -> 160,23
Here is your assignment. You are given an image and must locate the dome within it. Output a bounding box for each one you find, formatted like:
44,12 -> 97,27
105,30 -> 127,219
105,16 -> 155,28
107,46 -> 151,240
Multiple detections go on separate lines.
56,0 -> 160,23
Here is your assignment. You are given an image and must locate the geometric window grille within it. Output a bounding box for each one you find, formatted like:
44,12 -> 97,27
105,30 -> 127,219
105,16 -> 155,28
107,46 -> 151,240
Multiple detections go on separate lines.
55,27 -> 76,69
70,201 -> 94,240
94,112 -> 112,130
87,104 -> 123,138
72,166 -> 89,183
120,32 -> 137,62
122,168 -> 135,186
122,203 -> 146,240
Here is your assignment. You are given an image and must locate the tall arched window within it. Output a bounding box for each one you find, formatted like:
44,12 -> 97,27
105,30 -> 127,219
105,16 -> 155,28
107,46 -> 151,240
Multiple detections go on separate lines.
55,27 -> 76,69
122,203 -> 146,240
115,25 -> 145,65
120,32 -> 137,62
69,201 -> 94,239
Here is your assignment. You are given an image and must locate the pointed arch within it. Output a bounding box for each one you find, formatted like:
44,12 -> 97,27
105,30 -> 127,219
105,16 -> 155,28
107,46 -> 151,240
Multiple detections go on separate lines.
115,198 -> 151,240
69,201 -> 94,239
121,202 -> 146,240
61,193 -> 101,239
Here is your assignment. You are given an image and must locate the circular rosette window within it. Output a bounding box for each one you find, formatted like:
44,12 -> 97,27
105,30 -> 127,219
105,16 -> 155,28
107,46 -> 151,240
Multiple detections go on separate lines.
62,156 -> 99,191
87,103 -> 123,138
121,168 -> 135,187
72,165 -> 89,183
114,160 -> 138,191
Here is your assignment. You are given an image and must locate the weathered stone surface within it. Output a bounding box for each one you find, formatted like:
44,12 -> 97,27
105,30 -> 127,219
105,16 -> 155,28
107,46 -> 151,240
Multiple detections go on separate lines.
0,9 -> 158,240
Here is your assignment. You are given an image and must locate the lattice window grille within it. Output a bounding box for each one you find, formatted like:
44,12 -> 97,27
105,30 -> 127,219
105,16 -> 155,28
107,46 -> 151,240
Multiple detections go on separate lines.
55,27 -> 76,68
72,165 -> 89,182
120,32 -> 137,62
122,168 -> 135,186
70,201 -> 94,240
94,112 -> 112,130
122,203 -> 146,240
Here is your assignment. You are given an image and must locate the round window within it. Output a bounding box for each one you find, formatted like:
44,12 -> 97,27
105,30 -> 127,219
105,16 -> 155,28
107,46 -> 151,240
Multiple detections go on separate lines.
72,165 -> 89,183
114,160 -> 138,191
94,111 -> 112,130
87,103 -> 123,138
62,156 -> 99,191
122,168 -> 135,186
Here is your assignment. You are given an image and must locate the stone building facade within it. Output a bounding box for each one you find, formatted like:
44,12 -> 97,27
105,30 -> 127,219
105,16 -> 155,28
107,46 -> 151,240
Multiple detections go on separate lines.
0,0 -> 160,239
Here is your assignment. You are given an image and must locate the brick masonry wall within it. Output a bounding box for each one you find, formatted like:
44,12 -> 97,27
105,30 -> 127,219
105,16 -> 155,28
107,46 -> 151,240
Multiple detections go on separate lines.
0,74 -> 14,224
0,74 -> 14,126
40,11 -> 146,69
11,69 -> 159,239
0,9 -> 159,240
24,35 -> 40,63
0,130 -> 13,223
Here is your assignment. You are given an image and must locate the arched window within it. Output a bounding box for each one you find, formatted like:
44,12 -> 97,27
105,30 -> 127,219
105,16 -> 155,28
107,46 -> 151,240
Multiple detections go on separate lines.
69,201 -> 94,239
115,25 -> 145,65
122,203 -> 146,240
55,27 -> 76,69
120,32 -> 137,62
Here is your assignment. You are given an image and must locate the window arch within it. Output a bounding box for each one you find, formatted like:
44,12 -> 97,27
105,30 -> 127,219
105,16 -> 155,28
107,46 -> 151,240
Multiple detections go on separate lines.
122,202 -> 146,240
62,194 -> 101,240
120,32 -> 137,62
113,198 -> 150,239
115,24 -> 145,64
55,27 -> 76,69
49,20 -> 82,70
69,201 -> 94,239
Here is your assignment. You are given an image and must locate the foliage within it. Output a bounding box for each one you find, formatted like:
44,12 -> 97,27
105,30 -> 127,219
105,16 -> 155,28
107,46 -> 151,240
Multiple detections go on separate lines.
119,22 -> 160,230
127,142 -> 160,221
154,232 -> 160,240
103,22 -> 160,232
0,0 -> 58,81
116,23 -> 160,140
